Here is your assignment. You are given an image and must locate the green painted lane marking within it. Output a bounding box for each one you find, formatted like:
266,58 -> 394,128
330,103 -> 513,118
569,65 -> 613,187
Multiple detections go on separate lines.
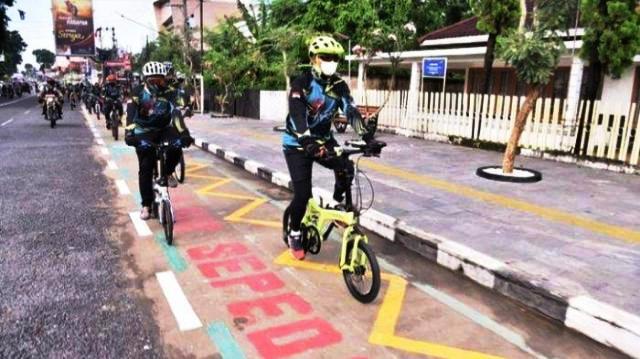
154,232 -> 188,272
207,322 -> 246,359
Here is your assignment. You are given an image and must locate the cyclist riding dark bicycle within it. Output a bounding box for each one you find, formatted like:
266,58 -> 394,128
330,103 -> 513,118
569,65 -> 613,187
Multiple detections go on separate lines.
125,61 -> 193,220
102,74 -> 123,129
283,35 -> 372,260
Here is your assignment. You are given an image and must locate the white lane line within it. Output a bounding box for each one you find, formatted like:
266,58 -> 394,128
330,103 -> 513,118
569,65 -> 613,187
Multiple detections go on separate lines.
107,160 -> 118,170
96,138 -> 105,145
24,109 -> 31,114
377,257 -> 549,359
128,211 -> 152,237
115,179 -> 131,195
0,95 -> 34,108
156,271 -> 203,331
100,146 -> 109,156
0,118 -> 14,127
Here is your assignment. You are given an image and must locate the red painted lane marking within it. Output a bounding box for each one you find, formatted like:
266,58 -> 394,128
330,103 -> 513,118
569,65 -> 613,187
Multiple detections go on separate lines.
186,242 -> 343,357
228,293 -> 313,326
174,206 -> 223,235
210,272 -> 285,292
247,318 -> 343,359
188,243 -> 249,261
198,255 -> 267,279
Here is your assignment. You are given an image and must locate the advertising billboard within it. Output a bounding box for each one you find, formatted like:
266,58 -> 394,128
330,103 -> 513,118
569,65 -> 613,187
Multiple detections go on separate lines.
52,0 -> 95,56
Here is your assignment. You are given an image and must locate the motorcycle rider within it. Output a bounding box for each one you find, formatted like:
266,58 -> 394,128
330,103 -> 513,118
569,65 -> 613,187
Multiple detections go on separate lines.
124,61 -> 193,220
101,74 -> 123,129
39,79 -> 64,118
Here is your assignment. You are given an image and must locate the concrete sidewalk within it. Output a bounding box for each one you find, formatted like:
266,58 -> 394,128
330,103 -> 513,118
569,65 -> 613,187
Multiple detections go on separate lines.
188,115 -> 640,357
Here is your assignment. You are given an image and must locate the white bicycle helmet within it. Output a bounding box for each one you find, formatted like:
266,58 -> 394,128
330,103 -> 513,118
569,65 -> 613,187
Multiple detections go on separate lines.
142,61 -> 167,77
176,71 -> 185,80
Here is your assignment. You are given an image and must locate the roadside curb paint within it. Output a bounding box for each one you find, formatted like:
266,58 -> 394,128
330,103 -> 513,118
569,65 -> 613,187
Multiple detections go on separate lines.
207,322 -> 247,359
155,232 -> 188,272
193,136 -> 640,358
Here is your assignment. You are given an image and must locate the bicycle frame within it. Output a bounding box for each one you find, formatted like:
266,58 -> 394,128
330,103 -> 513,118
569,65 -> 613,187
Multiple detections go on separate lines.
153,144 -> 174,224
301,199 -> 368,272
300,151 -> 370,273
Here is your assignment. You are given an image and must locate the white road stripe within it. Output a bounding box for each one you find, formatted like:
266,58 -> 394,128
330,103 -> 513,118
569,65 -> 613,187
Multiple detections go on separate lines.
0,95 -> 34,108
100,146 -> 109,156
96,138 -> 105,145
156,271 -> 203,331
0,118 -> 14,127
128,211 -> 152,237
107,160 -> 118,170
24,109 -> 31,114
115,179 -> 131,195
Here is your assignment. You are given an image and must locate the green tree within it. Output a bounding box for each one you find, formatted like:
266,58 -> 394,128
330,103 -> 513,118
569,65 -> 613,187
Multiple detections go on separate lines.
32,48 -> 55,70
203,20 -> 257,113
0,0 -> 15,52
575,0 -> 640,154
470,0 -> 520,95
24,62 -> 33,76
497,0 -> 571,173
0,30 -> 26,76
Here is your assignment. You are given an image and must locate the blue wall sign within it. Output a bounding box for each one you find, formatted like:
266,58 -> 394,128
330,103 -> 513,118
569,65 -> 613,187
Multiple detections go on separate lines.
422,58 -> 447,78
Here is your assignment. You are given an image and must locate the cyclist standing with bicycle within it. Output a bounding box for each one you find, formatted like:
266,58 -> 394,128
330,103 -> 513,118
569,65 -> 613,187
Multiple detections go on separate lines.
124,61 -> 194,220
283,35 -> 372,260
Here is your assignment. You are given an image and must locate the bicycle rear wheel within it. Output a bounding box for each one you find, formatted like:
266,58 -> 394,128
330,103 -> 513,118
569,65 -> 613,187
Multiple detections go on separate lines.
342,240 -> 380,303
111,113 -> 119,140
176,154 -> 185,183
162,199 -> 174,245
282,206 -> 291,247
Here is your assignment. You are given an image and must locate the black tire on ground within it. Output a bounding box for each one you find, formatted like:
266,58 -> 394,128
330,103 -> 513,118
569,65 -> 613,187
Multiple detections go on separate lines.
282,206 -> 290,247
366,116 -> 378,137
152,201 -> 159,219
342,240 -> 380,304
50,118 -> 56,128
176,154 -> 185,183
111,113 -> 119,140
162,199 -> 174,245
334,121 -> 347,133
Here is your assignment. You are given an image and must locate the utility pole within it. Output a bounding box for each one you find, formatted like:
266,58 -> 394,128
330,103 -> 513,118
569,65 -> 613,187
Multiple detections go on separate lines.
199,0 -> 204,114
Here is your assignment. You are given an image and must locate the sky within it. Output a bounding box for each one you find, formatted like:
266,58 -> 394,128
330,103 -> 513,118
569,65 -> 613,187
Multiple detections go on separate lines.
7,0 -> 159,70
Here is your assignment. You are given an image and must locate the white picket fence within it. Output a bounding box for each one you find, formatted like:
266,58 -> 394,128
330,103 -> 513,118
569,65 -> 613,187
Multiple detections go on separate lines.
353,89 -> 640,166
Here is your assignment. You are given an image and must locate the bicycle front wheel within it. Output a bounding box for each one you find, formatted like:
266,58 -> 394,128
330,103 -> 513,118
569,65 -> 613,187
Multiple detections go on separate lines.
176,154 -> 185,183
162,199 -> 174,245
342,240 -> 380,303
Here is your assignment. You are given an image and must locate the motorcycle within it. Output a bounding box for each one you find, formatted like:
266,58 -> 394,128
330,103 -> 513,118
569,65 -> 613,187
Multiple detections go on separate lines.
44,95 -> 60,128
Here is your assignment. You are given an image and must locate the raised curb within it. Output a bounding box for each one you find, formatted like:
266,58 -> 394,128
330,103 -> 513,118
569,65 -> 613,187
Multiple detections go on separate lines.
192,135 -> 640,358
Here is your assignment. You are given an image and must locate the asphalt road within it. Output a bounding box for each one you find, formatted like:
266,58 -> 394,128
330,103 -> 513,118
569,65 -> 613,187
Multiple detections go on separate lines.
0,97 -> 164,358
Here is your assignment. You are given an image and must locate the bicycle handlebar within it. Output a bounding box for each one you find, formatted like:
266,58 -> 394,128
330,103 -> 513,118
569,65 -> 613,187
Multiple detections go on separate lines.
326,140 -> 387,159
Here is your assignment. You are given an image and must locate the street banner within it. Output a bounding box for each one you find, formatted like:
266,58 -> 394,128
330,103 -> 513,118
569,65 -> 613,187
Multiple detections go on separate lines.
51,0 -> 95,56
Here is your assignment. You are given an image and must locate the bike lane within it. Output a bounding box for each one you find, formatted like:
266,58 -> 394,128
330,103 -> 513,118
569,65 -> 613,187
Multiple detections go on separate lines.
80,109 -> 619,358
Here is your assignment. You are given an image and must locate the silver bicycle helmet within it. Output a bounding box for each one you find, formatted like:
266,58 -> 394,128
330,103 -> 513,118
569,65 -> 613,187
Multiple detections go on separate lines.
142,61 -> 167,77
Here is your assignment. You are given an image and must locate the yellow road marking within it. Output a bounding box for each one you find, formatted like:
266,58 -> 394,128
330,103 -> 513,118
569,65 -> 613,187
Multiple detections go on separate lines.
275,252 -> 503,359
361,160 -> 640,244
190,163 -> 281,228
239,130 -> 640,243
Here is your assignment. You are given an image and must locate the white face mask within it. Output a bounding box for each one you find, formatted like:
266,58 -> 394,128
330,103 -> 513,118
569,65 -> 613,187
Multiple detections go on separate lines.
319,61 -> 339,76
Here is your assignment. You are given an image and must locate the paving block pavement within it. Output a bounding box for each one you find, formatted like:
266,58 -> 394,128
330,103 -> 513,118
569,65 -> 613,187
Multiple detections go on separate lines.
187,115 -> 640,358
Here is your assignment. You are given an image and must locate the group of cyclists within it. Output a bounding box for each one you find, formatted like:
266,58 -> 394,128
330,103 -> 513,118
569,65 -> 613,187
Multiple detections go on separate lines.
35,34 -> 373,262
